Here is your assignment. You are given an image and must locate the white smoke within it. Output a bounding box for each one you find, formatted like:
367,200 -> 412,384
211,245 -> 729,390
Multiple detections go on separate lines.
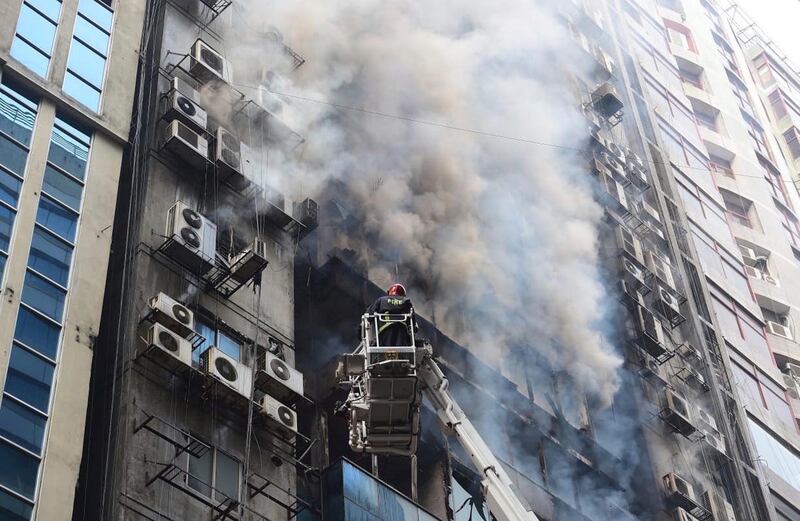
221,0 -> 623,404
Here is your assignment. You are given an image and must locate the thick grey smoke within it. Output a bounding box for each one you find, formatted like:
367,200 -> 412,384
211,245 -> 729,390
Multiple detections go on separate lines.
222,1 -> 623,403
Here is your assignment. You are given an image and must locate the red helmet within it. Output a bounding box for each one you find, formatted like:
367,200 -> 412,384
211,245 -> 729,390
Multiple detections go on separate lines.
387,283 -> 406,296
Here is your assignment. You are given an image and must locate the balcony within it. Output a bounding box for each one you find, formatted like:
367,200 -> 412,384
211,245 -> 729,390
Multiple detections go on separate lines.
323,459 -> 440,521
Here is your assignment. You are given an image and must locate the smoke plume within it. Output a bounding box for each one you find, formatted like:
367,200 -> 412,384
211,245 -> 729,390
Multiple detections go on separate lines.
223,0 -> 623,404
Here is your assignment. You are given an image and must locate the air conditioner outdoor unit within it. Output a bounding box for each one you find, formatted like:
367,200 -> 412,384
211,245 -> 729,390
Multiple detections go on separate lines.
163,120 -> 209,169
164,201 -> 217,274
256,352 -> 304,400
663,389 -> 696,435
672,508 -> 694,521
703,490 -> 736,521
615,226 -> 643,262
782,374 -> 799,400
600,172 -> 628,209
784,362 -> 800,380
591,82 -> 622,118
608,141 -> 627,166
645,250 -> 675,288
148,292 -> 195,338
677,343 -> 701,363
626,163 -> 649,187
762,273 -> 779,286
640,201 -> 661,223
637,307 -> 667,357
215,127 -> 250,190
767,321 -> 793,340
202,347 -> 253,399
640,358 -> 668,388
621,257 -> 647,290
626,149 -> 646,170
619,280 -> 645,308
228,237 -> 269,284
261,394 -> 298,439
695,407 -> 718,433
293,198 -> 319,230
143,322 -> 192,370
663,472 -> 696,503
164,79 -> 207,133
655,286 -> 681,322
190,40 -> 231,83
704,429 -> 728,455
683,367 -> 706,390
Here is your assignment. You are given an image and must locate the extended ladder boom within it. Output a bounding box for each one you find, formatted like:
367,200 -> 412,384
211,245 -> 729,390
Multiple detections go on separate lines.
418,357 -> 540,521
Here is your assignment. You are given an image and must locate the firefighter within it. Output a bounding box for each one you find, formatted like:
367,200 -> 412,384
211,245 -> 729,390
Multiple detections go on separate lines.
367,283 -> 416,347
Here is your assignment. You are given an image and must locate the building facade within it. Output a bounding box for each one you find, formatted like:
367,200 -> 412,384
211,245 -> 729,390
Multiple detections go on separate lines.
61,1 -> 800,521
0,0 -> 145,519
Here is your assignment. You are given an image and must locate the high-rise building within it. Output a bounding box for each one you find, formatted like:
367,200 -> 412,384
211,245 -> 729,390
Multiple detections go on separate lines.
0,0 -> 146,519
66,1 -> 800,521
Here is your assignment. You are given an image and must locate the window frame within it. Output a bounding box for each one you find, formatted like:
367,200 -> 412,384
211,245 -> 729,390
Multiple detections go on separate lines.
185,445 -> 242,502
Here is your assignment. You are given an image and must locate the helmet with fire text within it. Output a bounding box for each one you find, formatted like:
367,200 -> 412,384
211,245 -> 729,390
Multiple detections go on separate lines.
387,283 -> 406,297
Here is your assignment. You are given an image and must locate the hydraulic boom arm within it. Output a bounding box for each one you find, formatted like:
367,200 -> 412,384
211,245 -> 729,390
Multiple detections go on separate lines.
418,356 -> 540,521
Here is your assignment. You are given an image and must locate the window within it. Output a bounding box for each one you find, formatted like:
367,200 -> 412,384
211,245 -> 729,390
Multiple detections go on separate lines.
192,320 -> 243,365
748,418 -> 800,490
63,0 -> 114,110
679,68 -> 704,89
755,53 -> 777,87
709,155 -> 734,178
744,114 -> 771,159
770,90 -> 789,120
784,128 -> 800,160
710,287 -> 774,368
731,352 -> 795,433
0,115 -> 91,514
10,0 -> 63,78
187,447 -> 241,501
695,111 -> 719,132
777,206 -> 800,248
715,34 -> 740,76
664,20 -> 696,52
728,71 -> 754,114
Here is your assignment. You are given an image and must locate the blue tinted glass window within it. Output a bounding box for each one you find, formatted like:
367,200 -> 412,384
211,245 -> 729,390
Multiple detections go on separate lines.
73,16 -> 109,54
42,166 -> 82,211
0,399 -> 46,454
79,0 -> 113,31
16,6 -> 57,54
0,488 -> 33,521
28,228 -> 72,286
9,39 -> 49,78
0,134 -> 29,176
48,125 -> 89,180
192,320 -> 215,365
27,0 -> 62,21
62,74 -> 101,111
217,331 -> 241,361
0,86 -> 37,146
344,499 -> 380,521
0,254 -> 6,283
0,205 -> 14,252
0,170 -> 23,207
342,461 -> 380,513
14,308 -> 61,360
21,270 -> 66,322
36,196 -> 77,243
66,40 -> 106,88
0,440 -> 39,499
5,344 -> 55,412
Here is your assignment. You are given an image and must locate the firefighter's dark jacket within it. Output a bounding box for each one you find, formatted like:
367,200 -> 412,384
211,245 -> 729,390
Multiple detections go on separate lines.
367,295 -> 417,346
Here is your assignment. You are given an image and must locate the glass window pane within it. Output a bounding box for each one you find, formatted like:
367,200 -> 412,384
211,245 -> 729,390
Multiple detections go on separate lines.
0,439 -> 39,499
0,254 -> 6,283
48,125 -> 89,180
192,320 -> 215,365
21,270 -> 66,322
0,205 -> 13,252
16,6 -> 57,55
214,452 -> 239,501
5,344 -> 55,412
0,399 -> 46,454
10,38 -> 49,78
0,170 -> 23,207
216,331 -> 241,361
0,87 -> 37,146
188,449 -> 213,497
78,0 -> 113,31
66,40 -> 106,88
36,196 -> 77,243
42,166 -> 82,211
342,461 -> 379,513
0,134 -> 29,176
14,308 -> 61,360
0,487 -> 33,521
73,16 -> 109,54
62,73 -> 100,112
28,228 -> 73,286
27,0 -> 62,21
